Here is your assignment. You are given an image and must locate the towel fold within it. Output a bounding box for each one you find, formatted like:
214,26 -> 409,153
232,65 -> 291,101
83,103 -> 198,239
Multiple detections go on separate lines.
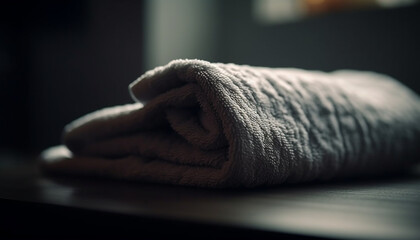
41,59 -> 420,187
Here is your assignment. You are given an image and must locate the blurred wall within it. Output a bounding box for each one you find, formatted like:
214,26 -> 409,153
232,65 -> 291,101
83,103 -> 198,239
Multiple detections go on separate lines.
144,0 -> 219,69
217,0 -> 420,94
143,0 -> 420,94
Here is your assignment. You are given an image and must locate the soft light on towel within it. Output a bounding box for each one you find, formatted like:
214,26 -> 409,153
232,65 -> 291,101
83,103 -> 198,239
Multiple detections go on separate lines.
40,59 -> 420,188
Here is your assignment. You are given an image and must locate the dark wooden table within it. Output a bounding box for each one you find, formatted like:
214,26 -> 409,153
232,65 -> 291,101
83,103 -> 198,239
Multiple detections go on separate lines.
1,152 -> 419,239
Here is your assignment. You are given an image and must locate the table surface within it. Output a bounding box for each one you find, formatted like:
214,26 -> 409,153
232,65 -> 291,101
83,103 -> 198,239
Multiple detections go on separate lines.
1,153 -> 419,239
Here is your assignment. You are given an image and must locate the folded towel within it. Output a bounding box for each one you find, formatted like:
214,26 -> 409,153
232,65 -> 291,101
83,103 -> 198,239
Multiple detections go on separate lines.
40,59 -> 420,187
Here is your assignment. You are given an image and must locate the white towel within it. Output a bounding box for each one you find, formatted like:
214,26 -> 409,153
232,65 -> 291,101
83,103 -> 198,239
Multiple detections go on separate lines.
40,59 -> 420,187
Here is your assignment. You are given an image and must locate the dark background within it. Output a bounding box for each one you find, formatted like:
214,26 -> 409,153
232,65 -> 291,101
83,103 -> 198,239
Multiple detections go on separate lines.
1,0 -> 419,154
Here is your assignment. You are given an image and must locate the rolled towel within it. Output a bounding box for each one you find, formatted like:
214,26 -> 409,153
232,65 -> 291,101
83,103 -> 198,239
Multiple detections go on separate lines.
40,59 -> 420,188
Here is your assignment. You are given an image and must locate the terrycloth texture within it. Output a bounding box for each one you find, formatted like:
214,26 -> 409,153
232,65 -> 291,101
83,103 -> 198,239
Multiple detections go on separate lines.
41,59 -> 420,188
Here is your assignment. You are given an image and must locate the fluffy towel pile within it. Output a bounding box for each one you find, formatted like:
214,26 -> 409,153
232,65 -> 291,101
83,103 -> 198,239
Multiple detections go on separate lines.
41,59 -> 420,188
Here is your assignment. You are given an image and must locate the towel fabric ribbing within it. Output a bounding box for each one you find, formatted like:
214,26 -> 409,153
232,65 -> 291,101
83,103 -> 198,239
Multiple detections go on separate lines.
40,59 -> 420,187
